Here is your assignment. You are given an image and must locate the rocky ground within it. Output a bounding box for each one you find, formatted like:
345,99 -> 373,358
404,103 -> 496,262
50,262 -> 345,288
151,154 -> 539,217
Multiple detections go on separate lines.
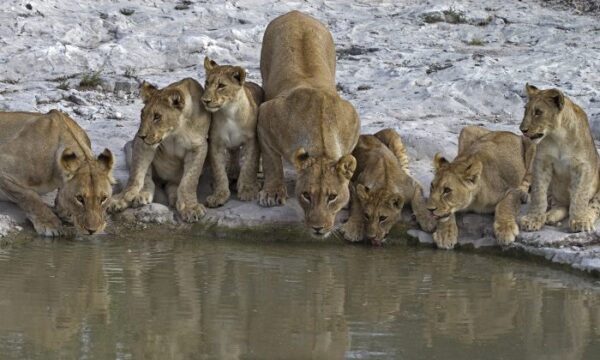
1,0 -> 600,275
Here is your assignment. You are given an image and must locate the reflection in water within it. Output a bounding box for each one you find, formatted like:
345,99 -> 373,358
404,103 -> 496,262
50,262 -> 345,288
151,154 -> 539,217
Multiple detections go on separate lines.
0,230 -> 599,360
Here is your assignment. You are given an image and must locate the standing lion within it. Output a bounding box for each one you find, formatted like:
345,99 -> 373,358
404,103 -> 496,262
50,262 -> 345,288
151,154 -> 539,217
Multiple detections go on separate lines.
257,11 -> 360,238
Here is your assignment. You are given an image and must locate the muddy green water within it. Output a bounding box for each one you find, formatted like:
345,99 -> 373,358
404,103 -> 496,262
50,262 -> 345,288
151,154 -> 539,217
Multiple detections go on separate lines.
0,228 -> 599,360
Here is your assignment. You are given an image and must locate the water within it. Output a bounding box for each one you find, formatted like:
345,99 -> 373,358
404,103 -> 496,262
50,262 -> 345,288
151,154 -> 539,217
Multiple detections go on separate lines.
0,228 -> 599,360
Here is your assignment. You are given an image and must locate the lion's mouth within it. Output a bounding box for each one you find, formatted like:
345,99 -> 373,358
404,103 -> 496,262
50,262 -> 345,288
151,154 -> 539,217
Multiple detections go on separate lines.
433,213 -> 451,221
528,133 -> 544,140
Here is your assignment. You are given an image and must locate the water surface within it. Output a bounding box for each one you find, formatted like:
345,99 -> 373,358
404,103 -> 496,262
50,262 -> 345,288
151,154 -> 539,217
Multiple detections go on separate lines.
0,228 -> 599,360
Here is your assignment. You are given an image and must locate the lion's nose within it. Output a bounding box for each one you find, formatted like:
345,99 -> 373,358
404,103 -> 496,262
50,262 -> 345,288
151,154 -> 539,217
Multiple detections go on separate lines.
312,226 -> 324,234
202,98 -> 212,105
86,227 -> 98,235
520,127 -> 529,134
138,134 -> 147,140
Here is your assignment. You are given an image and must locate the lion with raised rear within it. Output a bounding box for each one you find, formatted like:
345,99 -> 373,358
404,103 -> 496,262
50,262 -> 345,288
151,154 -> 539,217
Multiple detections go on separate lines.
519,84 -> 600,233
258,10 -> 360,238
0,110 -> 115,236
340,129 -> 436,246
426,126 -> 535,249
108,78 -> 211,222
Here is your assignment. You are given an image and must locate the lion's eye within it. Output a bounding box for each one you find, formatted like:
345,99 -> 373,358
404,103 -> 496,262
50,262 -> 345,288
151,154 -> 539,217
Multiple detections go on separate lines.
379,216 -> 387,222
534,109 -> 542,116
217,83 -> 226,90
76,195 -> 85,206
100,195 -> 108,204
443,187 -> 452,195
153,113 -> 162,123
364,214 -> 370,221
328,193 -> 337,202
302,192 -> 311,202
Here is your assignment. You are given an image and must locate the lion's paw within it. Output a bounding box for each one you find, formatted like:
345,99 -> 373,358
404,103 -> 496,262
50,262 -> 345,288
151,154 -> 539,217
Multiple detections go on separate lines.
433,225 -> 458,250
206,190 -> 230,208
494,220 -> 518,246
570,213 -> 596,233
339,221 -> 364,242
258,186 -> 287,207
519,213 -> 546,232
178,202 -> 206,223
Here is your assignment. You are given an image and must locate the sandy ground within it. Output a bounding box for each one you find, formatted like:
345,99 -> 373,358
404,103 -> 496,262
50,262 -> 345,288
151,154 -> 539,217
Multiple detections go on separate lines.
1,0 -> 600,274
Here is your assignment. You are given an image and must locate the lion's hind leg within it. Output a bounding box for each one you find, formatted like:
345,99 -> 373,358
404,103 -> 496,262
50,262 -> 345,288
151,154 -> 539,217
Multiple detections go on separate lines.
374,129 -> 408,171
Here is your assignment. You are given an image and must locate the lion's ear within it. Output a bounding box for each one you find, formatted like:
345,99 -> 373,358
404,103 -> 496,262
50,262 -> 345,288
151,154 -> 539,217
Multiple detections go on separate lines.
463,160 -> 483,185
356,184 -> 369,202
231,67 -> 246,85
389,193 -> 404,210
204,56 -> 217,71
293,148 -> 310,170
59,147 -> 81,179
140,81 -> 158,103
525,83 -> 539,98
433,153 -> 448,172
168,90 -> 185,110
546,89 -> 565,110
97,148 -> 114,172
336,154 -> 356,181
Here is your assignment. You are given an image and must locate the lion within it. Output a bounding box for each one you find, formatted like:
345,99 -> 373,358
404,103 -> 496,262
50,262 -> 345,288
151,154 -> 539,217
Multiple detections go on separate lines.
426,126 -> 535,249
258,11 -> 360,238
519,84 -> 600,233
201,56 -> 264,208
108,78 -> 211,222
0,110 -> 114,236
339,129 -> 436,246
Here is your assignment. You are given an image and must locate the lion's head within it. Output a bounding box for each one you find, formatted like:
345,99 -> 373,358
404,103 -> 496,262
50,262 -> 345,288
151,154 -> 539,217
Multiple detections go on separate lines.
426,153 -> 482,221
293,149 -> 356,238
201,56 -> 246,112
55,148 -> 115,234
355,185 -> 404,246
137,81 -> 187,146
519,83 -> 565,143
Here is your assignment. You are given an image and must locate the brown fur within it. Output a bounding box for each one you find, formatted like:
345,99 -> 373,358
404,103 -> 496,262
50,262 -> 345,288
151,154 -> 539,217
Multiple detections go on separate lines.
340,129 -> 435,246
519,84 -> 600,232
0,110 -> 114,236
202,57 -> 264,207
426,127 -> 535,249
108,78 -> 211,222
258,11 -> 360,238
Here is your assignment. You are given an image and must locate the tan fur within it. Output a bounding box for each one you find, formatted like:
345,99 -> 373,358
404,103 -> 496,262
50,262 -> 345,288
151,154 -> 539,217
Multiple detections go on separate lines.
340,129 -> 435,246
0,110 -> 114,236
201,57 -> 264,207
519,84 -> 600,232
108,78 -> 211,222
426,127 -> 534,249
258,11 -> 360,237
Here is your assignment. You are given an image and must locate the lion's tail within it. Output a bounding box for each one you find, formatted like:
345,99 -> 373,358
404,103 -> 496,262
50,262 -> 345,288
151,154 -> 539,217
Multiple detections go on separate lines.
374,128 -> 409,172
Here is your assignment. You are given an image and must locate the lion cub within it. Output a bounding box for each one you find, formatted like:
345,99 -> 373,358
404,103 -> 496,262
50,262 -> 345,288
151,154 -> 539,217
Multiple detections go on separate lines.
340,129 -> 435,246
109,78 -> 211,222
0,110 -> 114,236
201,57 -> 264,207
519,84 -> 600,232
427,127 -> 534,249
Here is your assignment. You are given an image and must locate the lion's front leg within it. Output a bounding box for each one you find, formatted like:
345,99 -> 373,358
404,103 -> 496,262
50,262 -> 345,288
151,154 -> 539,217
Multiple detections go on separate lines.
432,214 -> 458,250
569,163 -> 598,232
520,159 -> 551,232
410,183 -> 436,233
0,176 -> 66,237
108,137 -> 156,213
258,136 -> 287,207
494,188 -> 522,245
236,137 -> 260,202
205,140 -> 231,208
339,187 -> 364,242
176,144 -> 208,222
